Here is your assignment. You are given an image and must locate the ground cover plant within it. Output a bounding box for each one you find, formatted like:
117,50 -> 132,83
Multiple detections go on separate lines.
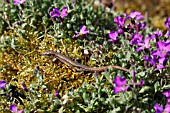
113,0 -> 170,31
0,0 -> 170,112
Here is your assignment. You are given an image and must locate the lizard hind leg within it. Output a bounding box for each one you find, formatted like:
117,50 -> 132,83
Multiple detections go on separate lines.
52,57 -> 59,63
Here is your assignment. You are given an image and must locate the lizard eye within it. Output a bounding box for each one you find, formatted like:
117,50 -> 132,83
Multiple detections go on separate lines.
49,54 -> 54,57
51,54 -> 56,57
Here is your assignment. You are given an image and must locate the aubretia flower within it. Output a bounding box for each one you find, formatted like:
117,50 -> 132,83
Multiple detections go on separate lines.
108,31 -> 118,42
131,70 -> 135,78
50,7 -> 68,19
165,17 -> 170,29
143,55 -> 167,70
164,104 -> 170,113
165,31 -> 170,38
55,91 -> 59,97
154,30 -> 163,38
13,0 -> 26,5
0,80 -> 6,90
154,103 -> 163,113
154,103 -> 170,113
114,16 -> 126,28
156,57 -> 167,69
117,28 -> 124,34
10,104 -> 23,113
113,76 -> 128,94
152,41 -> 170,57
113,86 -> 129,94
114,76 -> 127,86
137,22 -> 146,31
136,37 -> 151,52
125,11 -> 144,20
72,25 -> 89,38
163,90 -> 170,103
138,80 -> 144,87
144,55 -> 158,67
130,33 -> 143,45
148,33 -> 156,39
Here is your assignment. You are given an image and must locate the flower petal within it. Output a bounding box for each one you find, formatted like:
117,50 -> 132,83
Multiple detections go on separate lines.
0,80 -> 6,89
163,90 -> 170,98
114,76 -> 127,86
50,8 -> 60,18
13,0 -> 20,5
18,109 -> 24,113
55,91 -> 59,97
154,103 -> 163,113
61,7 -> 68,18
10,104 -> 17,112
80,25 -> 89,34
165,17 -> 170,29
164,104 -> 170,113
113,86 -> 123,94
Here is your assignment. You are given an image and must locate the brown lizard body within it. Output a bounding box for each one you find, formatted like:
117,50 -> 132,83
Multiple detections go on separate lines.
42,50 -> 130,72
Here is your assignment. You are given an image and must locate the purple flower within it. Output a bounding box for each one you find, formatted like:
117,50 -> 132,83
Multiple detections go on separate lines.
125,11 -> 144,20
72,25 -> 89,38
144,55 -> 157,66
138,80 -> 144,87
154,103 -> 163,113
131,70 -> 135,78
165,17 -> 170,29
166,40 -> 170,43
154,30 -> 163,38
113,86 -> 129,94
113,76 -> 128,94
50,7 -> 68,19
13,0 -> 26,5
130,33 -> 143,45
144,55 -> 167,70
136,37 -> 151,52
154,103 -> 170,113
117,28 -> 124,34
0,80 -> 6,90
156,57 -> 167,70
165,31 -> 170,38
114,76 -> 127,86
152,41 -> 170,58
163,90 -> 170,103
148,33 -> 156,39
164,104 -> 170,113
143,55 -> 149,61
10,104 -> 23,113
114,16 -> 126,28
136,22 -> 146,31
55,91 -> 59,97
154,90 -> 170,113
108,31 -> 118,42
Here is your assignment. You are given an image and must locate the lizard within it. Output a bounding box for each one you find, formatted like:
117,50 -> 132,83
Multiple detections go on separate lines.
42,50 -> 130,72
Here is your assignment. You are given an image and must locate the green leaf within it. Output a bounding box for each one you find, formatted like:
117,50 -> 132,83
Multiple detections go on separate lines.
58,106 -> 64,113
154,81 -> 161,92
139,86 -> 152,93
83,92 -> 89,102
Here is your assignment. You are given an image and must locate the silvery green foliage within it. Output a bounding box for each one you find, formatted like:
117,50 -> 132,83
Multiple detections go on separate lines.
1,0 -> 170,112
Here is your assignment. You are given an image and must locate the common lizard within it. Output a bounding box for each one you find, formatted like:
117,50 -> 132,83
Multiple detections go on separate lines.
42,50 -> 130,72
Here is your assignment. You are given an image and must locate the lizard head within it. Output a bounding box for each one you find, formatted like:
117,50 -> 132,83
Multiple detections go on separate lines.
42,50 -> 56,57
